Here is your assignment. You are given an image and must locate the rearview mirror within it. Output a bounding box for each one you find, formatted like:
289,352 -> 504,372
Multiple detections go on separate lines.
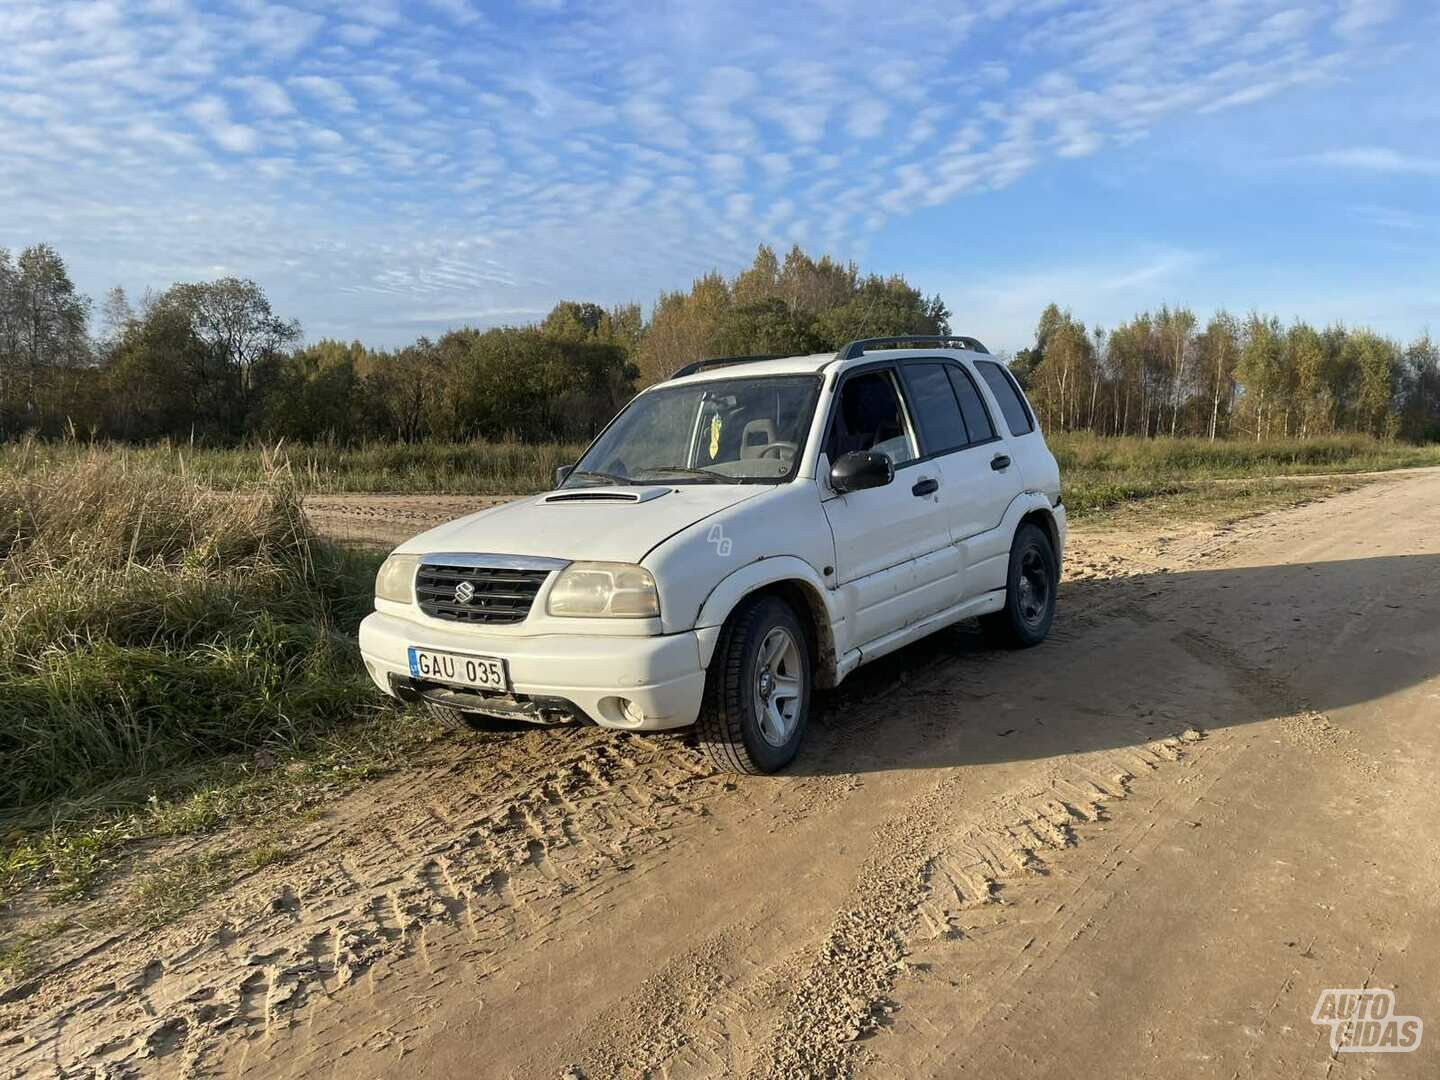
829,450 -> 894,494
555,464 -> 574,487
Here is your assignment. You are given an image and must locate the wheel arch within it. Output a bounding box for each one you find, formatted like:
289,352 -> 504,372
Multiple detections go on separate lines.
695,559 -> 840,689
1019,505 -> 1059,561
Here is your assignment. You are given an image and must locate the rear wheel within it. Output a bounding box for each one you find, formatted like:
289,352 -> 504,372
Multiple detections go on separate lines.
697,595 -> 812,774
981,522 -> 1058,648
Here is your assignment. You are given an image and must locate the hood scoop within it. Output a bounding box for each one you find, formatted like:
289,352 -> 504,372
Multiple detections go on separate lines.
541,485 -> 672,505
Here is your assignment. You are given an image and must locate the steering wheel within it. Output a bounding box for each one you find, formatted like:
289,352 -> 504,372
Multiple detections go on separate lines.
759,442 -> 798,462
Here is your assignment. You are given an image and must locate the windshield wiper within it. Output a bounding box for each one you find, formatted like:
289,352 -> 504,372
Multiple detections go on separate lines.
566,470 -> 634,486
636,466 -> 728,483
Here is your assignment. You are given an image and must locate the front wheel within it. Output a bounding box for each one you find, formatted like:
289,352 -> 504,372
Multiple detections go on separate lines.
697,595 -> 812,774
981,522 -> 1058,648
423,700 -> 530,733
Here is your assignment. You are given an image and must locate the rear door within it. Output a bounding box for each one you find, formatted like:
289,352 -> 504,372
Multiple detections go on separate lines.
974,357 -> 1049,486
907,358 -> 1021,597
820,366 -> 955,648
898,361 -> 1025,601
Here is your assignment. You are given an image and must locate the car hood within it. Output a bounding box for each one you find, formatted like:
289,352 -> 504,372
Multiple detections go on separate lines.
393,485 -> 769,564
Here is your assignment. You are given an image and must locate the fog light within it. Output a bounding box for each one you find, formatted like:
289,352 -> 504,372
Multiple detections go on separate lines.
621,699 -> 646,727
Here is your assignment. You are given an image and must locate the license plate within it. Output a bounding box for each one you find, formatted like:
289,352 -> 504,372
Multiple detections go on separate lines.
407,647 -> 509,691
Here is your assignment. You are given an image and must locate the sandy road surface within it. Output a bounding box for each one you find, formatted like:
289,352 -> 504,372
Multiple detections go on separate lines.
5,470 -> 1439,1078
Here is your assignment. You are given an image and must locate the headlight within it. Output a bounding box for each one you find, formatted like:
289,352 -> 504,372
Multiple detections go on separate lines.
375,554 -> 419,604
546,562 -> 659,618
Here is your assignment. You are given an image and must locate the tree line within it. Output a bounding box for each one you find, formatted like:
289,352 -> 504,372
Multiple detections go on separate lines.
1,241 -> 1434,445
1012,304 -> 1439,442
0,243 -> 945,444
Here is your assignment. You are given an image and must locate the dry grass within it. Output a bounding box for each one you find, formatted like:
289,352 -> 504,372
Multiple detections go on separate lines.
0,436 -> 582,495
0,448 -> 423,899
1047,431 -> 1440,516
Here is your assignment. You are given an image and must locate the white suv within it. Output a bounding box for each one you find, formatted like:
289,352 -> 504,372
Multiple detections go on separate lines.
360,336 -> 1065,773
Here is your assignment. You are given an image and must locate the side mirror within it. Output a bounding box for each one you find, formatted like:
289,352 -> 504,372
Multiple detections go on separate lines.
829,450 -> 894,494
554,464 -> 574,487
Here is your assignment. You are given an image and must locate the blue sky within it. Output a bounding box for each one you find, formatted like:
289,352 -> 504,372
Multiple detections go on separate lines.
1,0 -> 1436,354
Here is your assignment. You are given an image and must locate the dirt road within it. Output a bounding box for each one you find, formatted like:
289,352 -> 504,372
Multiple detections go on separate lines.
5,470 -> 1438,1078
303,493 -> 512,548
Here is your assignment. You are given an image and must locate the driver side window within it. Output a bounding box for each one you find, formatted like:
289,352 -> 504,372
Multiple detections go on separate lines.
826,369 -> 916,467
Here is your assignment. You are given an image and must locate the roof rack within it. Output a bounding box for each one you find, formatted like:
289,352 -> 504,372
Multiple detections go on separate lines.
669,354 -> 787,379
835,335 -> 990,361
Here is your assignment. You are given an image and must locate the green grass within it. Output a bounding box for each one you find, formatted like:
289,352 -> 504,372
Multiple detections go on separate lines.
2,707 -> 447,903
132,851 -> 232,928
0,449 -> 452,900
1046,432 -> 1440,517
0,917 -> 69,991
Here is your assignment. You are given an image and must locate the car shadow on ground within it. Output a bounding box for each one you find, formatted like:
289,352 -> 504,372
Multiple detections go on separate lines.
784,553 -> 1440,777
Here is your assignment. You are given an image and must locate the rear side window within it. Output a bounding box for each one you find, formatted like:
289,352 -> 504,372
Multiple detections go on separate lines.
899,363 -> 967,455
976,360 -> 1034,436
947,365 -> 996,444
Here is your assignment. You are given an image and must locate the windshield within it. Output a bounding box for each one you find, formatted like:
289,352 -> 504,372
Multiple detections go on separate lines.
564,374 -> 822,486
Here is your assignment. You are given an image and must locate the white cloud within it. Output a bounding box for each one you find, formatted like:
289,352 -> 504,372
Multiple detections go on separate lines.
425,0 -> 487,27
1311,147 -> 1440,175
289,75 -> 357,113
233,2 -> 325,56
706,153 -> 746,186
935,251 -> 1205,352
1334,0 -> 1399,37
761,102 -> 828,144
0,0 -> 1422,346
622,98 -> 688,149
846,99 -> 890,139
1352,204 -> 1440,232
184,94 -> 261,154
725,193 -> 753,222
336,22 -> 381,45
758,152 -> 790,182
228,76 -> 294,116
65,0 -> 124,33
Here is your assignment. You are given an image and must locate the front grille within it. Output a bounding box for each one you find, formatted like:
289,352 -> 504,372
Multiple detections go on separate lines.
416,562 -> 551,624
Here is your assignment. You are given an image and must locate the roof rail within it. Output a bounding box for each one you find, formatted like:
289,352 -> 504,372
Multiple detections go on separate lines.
669,354 -> 786,379
835,335 -> 990,361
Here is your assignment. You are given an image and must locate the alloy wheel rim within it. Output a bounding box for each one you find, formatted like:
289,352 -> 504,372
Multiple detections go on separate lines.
753,626 -> 803,747
1017,546 -> 1051,626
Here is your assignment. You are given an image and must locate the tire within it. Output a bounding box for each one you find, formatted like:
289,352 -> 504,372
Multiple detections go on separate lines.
425,700 -> 478,731
697,594 -> 812,774
981,522 -> 1058,649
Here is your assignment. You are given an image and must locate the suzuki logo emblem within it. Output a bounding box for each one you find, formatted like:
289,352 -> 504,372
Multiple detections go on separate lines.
453,581 -> 476,604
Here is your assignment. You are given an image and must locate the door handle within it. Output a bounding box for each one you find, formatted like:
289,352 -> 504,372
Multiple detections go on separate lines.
911,477 -> 939,497
990,454 -> 1011,471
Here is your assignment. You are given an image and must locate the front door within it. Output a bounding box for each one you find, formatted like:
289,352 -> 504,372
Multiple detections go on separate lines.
820,367 -> 958,650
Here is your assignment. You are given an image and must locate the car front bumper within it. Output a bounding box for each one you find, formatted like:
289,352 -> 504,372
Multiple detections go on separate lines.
358,611 -> 707,731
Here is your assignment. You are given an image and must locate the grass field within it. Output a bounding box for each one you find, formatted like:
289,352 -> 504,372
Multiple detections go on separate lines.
0,453 -> 447,905
3,434 -> 1438,515
1049,432 -> 1440,515
0,437 -> 585,496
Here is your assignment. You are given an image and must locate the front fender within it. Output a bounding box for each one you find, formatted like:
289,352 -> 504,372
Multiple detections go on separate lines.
692,557 -> 843,685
